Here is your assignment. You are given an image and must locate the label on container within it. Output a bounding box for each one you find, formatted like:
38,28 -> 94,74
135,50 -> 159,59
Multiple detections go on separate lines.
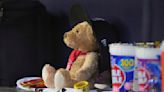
112,64 -> 126,89
137,67 -> 151,90
111,55 -> 135,92
136,58 -> 161,92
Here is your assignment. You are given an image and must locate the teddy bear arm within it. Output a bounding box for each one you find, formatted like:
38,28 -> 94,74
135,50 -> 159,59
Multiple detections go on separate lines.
75,52 -> 99,81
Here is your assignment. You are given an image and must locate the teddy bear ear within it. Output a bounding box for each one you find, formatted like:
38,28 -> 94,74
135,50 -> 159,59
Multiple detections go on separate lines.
86,24 -> 97,43
80,21 -> 94,33
68,3 -> 92,27
86,23 -> 94,35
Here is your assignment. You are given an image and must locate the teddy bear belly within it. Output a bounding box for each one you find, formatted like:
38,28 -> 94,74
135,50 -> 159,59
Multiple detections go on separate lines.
69,56 -> 85,79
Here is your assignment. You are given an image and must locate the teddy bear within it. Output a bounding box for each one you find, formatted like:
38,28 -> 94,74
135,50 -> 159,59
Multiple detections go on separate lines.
42,21 -> 100,89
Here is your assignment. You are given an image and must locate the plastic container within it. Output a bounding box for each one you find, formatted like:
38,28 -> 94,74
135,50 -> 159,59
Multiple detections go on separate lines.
134,47 -> 161,92
109,43 -> 135,92
74,81 -> 89,92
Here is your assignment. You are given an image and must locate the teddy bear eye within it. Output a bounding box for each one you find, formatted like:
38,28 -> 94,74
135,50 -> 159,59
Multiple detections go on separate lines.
76,30 -> 79,33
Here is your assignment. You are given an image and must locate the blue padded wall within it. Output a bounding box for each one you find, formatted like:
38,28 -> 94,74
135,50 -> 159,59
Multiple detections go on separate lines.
40,0 -> 164,42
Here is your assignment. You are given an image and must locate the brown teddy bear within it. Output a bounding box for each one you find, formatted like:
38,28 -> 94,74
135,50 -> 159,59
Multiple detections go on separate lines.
42,21 -> 100,89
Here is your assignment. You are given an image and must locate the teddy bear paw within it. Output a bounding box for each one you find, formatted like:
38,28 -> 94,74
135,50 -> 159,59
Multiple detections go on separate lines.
54,69 -> 66,89
55,68 -> 73,88
42,64 -> 56,88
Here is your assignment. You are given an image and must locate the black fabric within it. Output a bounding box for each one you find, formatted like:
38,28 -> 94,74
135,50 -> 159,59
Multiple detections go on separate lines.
0,0 -> 70,86
91,20 -> 119,87
0,0 -> 47,86
91,19 -> 119,72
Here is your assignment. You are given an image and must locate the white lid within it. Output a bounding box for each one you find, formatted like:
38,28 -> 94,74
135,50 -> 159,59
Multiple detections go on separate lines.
109,43 -> 135,56
135,47 -> 160,59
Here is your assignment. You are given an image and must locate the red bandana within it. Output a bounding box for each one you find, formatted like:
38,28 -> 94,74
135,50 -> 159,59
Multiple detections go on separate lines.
66,50 -> 87,70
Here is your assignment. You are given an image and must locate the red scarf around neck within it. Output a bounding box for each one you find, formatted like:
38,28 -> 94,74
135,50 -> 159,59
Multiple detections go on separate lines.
66,50 -> 87,70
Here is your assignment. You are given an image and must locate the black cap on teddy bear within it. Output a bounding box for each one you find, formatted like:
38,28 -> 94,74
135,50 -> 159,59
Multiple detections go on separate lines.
68,3 -> 119,43
68,3 -> 92,27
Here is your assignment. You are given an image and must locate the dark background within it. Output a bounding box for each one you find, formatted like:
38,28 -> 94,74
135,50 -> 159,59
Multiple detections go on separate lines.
0,0 -> 164,86
40,0 -> 164,42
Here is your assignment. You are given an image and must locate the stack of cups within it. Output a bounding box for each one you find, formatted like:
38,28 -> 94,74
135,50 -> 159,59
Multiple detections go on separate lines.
109,43 -> 161,92
109,43 -> 135,92
134,47 -> 160,92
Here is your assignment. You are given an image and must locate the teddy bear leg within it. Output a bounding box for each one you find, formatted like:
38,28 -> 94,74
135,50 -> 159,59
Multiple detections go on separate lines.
54,68 -> 77,89
42,64 -> 56,88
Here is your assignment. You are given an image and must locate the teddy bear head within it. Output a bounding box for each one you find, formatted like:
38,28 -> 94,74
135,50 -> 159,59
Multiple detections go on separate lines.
64,21 -> 99,52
